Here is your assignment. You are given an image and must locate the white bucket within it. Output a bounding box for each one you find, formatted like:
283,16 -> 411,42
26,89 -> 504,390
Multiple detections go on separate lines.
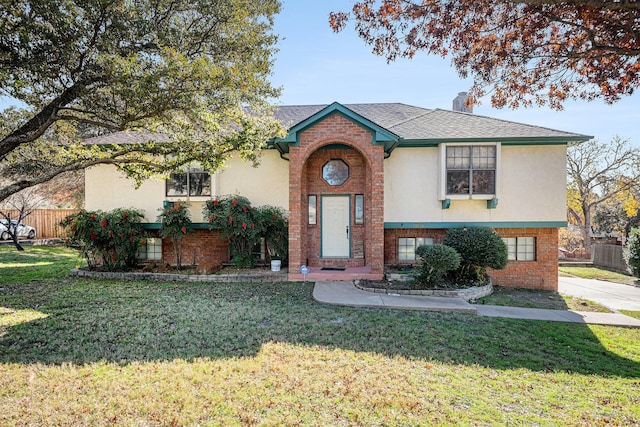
270,260 -> 281,272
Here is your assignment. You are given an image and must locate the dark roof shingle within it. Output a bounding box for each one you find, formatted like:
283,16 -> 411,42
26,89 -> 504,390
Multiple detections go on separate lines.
274,102 -> 589,142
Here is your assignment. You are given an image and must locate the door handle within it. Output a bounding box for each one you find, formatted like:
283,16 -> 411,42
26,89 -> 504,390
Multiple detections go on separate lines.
346,225 -> 349,238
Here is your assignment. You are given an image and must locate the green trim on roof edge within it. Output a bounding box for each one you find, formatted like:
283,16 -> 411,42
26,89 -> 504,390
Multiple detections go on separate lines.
384,221 -> 567,229
273,102 -> 399,151
397,136 -> 590,147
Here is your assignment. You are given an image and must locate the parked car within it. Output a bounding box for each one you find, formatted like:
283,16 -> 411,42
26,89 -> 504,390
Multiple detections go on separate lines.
0,219 -> 36,240
0,219 -> 8,240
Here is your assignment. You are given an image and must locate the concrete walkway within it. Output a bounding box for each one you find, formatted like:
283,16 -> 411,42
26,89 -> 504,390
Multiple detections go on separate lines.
559,277 -> 640,311
313,281 -> 640,327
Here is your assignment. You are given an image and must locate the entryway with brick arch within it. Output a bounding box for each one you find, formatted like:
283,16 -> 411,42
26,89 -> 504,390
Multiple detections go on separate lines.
286,112 -> 386,280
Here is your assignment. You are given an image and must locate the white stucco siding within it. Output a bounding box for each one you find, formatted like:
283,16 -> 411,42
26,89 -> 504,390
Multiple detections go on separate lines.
217,150 -> 289,210
85,150 -> 289,223
384,147 -> 442,223
384,144 -> 567,224
496,145 -> 567,222
85,164 -> 165,222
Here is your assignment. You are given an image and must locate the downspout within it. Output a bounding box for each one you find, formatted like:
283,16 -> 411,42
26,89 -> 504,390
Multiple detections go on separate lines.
273,141 -> 289,161
384,139 -> 402,159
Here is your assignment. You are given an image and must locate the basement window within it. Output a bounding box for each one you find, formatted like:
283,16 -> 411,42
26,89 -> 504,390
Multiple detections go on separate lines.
398,237 -> 434,261
503,237 -> 536,261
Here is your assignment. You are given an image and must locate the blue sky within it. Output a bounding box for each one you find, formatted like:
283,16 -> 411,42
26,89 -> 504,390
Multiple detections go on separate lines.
271,1 -> 639,144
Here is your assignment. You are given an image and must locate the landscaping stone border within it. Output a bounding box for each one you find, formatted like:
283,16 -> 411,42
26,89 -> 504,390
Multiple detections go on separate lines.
70,268 -> 289,283
354,278 -> 493,301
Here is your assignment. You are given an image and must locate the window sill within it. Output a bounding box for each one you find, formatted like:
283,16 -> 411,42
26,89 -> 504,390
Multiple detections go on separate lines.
165,195 -> 212,201
444,194 -> 496,200
441,196 -> 499,209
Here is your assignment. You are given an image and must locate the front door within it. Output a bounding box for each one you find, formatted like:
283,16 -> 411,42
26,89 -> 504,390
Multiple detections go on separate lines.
321,195 -> 350,257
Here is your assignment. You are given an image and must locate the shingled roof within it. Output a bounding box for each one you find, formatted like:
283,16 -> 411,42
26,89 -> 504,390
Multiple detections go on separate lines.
273,103 -> 590,144
84,102 -> 591,147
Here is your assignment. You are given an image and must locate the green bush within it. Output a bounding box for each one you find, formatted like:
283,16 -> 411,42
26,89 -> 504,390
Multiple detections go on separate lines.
443,227 -> 508,282
61,209 -> 145,271
204,195 -> 262,268
204,196 -> 289,268
415,244 -> 460,288
157,201 -> 192,270
255,205 -> 288,262
624,227 -> 640,277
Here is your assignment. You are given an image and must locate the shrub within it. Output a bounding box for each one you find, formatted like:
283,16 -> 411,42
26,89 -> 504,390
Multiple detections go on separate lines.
157,201 -> 192,270
415,244 -> 460,288
61,209 -> 145,271
204,195 -> 262,268
255,205 -> 288,262
624,227 -> 640,277
443,227 -> 508,282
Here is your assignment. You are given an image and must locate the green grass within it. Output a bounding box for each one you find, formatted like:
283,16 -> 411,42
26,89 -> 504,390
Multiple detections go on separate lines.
0,245 -> 84,282
559,266 -> 637,286
476,286 -> 613,312
621,310 -> 640,320
1,247 -> 639,426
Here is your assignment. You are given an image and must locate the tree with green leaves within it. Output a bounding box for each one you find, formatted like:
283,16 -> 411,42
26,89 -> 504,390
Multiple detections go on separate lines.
330,0 -> 640,110
0,0 -> 284,204
624,227 -> 640,278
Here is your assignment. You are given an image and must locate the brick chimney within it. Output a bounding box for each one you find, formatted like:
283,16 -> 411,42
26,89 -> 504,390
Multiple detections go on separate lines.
452,91 -> 472,113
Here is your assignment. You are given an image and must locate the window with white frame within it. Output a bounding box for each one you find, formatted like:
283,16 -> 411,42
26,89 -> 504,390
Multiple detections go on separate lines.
503,237 -> 536,261
398,237 -> 434,261
446,145 -> 496,195
137,237 -> 162,261
166,168 -> 211,197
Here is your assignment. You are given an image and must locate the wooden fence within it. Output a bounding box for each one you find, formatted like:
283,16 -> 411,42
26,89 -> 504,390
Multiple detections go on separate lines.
0,209 -> 80,239
592,243 -> 629,274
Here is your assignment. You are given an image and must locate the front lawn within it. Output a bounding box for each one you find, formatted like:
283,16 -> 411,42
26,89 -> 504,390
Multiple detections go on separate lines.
1,247 -> 639,425
0,245 -> 83,282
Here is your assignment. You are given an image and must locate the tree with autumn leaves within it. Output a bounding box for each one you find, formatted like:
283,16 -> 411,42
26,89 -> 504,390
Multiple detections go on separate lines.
566,136 -> 640,251
330,0 -> 640,109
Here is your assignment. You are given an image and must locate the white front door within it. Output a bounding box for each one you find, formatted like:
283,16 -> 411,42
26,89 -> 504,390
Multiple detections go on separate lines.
321,195 -> 350,257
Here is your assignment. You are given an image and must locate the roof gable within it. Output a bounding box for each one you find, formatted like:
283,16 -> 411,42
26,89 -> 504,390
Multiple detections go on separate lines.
274,102 -> 400,147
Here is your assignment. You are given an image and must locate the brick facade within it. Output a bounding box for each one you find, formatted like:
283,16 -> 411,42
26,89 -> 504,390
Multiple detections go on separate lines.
384,229 -> 447,265
489,228 -> 559,290
288,113 -> 385,276
153,109 -> 562,290
384,227 -> 559,290
161,229 -> 230,266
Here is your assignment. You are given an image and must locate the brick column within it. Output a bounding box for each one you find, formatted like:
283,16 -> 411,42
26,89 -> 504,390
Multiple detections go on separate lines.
288,146 -> 304,274
368,145 -> 385,275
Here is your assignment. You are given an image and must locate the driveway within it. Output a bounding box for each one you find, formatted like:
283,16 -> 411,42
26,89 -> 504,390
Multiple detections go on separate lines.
558,277 -> 640,311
